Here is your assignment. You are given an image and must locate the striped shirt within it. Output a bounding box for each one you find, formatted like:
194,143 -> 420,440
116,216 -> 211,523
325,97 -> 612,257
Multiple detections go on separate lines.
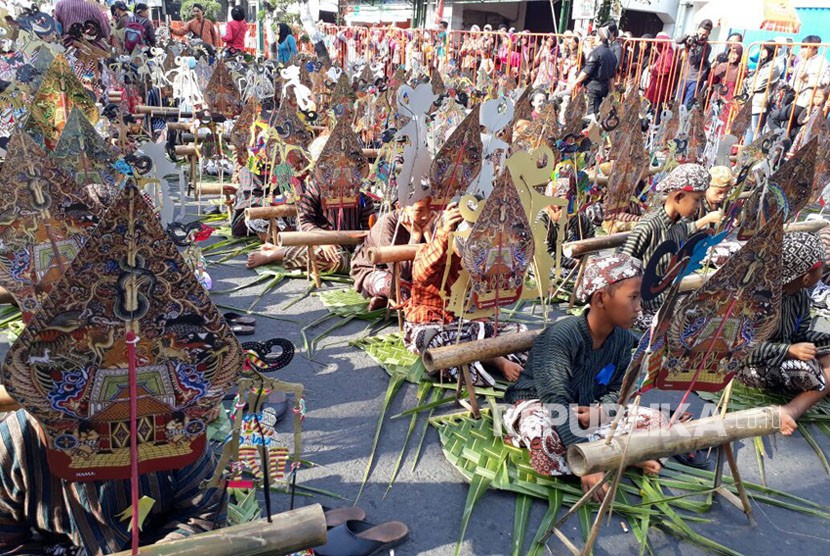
543,212 -> 595,269
297,178 -> 375,234
0,410 -> 226,555
745,289 -> 830,369
620,206 -> 695,311
505,313 -> 637,446
54,0 -> 111,40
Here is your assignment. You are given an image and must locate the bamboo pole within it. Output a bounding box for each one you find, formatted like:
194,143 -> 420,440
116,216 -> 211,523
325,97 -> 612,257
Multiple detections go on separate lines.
368,244 -> 420,265
176,145 -> 198,156
566,406 -> 780,477
362,148 -> 379,161
196,183 -> 237,196
562,233 -> 630,258
785,220 -> 830,233
422,330 -> 540,372
277,231 -> 368,247
109,504 -> 327,556
588,164 -> 661,186
245,205 -> 298,220
0,386 -> 20,413
678,273 -> 705,292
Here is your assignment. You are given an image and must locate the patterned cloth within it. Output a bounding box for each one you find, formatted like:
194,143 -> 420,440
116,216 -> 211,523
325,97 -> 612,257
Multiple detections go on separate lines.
282,245 -> 350,274
0,410 -> 226,555
503,400 -> 668,476
655,163 -> 711,193
575,252 -> 642,303
737,289 -> 830,393
621,206 -> 692,312
782,231 -> 825,285
404,320 -> 527,387
505,312 -> 638,447
403,227 -> 463,325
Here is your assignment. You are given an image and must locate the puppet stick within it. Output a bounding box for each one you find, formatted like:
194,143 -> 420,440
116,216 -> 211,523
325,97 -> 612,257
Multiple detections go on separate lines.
277,230 -> 368,246
567,406 -> 780,476
109,505 -> 327,556
785,220 -> 830,233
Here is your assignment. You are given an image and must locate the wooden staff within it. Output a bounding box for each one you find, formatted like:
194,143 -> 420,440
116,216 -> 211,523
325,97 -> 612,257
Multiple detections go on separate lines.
175,145 -> 198,156
245,205 -> 298,220
277,231 -> 368,247
562,232 -> 629,258
196,183 -> 237,196
423,330 -> 540,372
368,244 -> 420,265
362,148 -> 379,161
0,386 -> 20,413
785,220 -> 830,233
566,406 -> 780,477
109,504 -> 327,556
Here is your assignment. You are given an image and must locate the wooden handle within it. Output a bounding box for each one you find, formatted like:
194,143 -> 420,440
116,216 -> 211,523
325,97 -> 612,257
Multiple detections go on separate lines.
109,504 -> 327,556
175,145 -> 198,156
423,330 -> 540,372
368,244 -> 419,264
567,406 -> 780,476
362,148 -> 378,160
562,232 -> 630,258
244,205 -> 298,220
277,231 -> 368,247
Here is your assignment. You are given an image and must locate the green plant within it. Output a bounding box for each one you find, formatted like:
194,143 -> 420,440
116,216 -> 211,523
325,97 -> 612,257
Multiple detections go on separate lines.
180,0 -> 222,21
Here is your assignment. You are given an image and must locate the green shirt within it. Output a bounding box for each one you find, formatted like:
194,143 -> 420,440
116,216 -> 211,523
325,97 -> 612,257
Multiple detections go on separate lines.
505,313 -> 637,446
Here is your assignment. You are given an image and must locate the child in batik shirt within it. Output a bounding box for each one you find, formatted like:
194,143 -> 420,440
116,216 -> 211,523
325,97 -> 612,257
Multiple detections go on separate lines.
737,232 -> 830,435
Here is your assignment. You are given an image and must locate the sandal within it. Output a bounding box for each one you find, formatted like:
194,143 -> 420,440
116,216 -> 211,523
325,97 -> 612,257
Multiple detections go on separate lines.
231,324 -> 255,336
314,520 -> 409,556
324,507 -> 367,529
224,312 -> 256,326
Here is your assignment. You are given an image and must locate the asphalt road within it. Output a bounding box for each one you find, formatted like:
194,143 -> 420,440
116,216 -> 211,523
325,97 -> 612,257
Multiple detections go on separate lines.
1,198 -> 829,556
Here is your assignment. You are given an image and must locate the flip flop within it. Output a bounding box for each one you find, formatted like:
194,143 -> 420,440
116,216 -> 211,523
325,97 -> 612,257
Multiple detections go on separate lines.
314,520 -> 409,556
673,449 -> 712,469
324,507 -> 367,529
231,324 -> 255,336
224,312 -> 256,326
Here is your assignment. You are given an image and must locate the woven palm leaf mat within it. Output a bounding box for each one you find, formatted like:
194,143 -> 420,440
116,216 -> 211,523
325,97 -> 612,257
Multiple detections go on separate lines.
430,409 -> 830,556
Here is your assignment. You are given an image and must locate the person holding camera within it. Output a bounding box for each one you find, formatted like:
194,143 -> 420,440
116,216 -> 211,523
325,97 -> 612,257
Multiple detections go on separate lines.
676,19 -> 713,108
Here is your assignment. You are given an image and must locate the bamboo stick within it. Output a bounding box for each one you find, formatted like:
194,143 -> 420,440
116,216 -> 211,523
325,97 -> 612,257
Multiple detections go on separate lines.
368,244 -> 419,264
566,406 -> 780,477
109,504 -> 327,556
277,231 -> 368,247
176,145 -> 198,156
245,205 -> 298,220
562,233 -> 629,258
422,330 -> 540,372
0,386 -> 20,413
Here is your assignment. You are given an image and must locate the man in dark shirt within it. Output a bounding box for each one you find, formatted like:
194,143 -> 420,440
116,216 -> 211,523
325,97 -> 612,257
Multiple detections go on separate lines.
571,25 -> 618,116
606,23 -> 623,71
677,19 -> 714,108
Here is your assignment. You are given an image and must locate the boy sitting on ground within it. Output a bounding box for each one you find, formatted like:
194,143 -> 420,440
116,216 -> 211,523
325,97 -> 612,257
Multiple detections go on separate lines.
403,202 -> 525,387
737,232 -> 830,435
504,252 -> 664,500
620,163 -> 724,324
351,197 -> 435,311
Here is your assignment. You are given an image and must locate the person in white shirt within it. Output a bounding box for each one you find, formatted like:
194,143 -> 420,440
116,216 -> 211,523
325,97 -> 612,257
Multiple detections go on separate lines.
769,35 -> 829,137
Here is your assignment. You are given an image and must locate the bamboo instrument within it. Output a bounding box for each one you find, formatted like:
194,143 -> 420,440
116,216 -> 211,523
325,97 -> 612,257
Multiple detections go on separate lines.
362,148 -> 379,161
563,233 -> 630,258
0,386 -> 20,412
785,220 -> 829,233
245,205 -> 298,220
277,231 -> 368,247
566,406 -> 780,477
423,330 -> 540,371
196,183 -> 237,196
368,244 -> 420,264
175,145 -> 198,156
109,504 -> 327,556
